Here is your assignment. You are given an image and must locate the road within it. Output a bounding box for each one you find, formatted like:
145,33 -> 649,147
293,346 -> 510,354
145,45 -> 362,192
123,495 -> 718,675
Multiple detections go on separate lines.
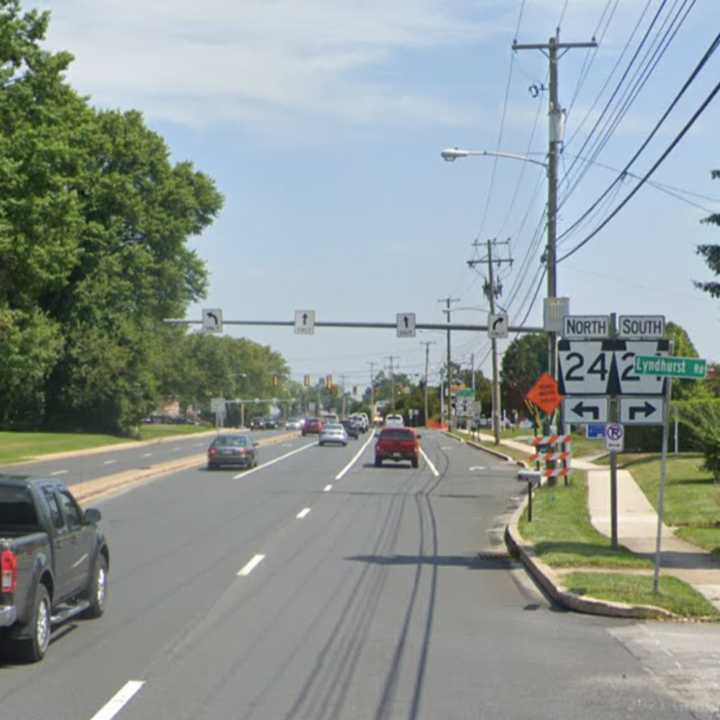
1,430 -> 718,719
0,429 -> 290,486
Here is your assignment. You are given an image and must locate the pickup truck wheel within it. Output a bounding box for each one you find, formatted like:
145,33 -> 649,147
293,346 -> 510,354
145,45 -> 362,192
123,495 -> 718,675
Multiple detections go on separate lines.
83,555 -> 108,619
17,585 -> 51,663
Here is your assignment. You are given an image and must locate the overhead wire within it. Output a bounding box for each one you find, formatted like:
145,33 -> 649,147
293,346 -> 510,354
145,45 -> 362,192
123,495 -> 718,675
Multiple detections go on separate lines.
560,0 -> 697,209
557,75 -> 720,264
558,26 -> 719,245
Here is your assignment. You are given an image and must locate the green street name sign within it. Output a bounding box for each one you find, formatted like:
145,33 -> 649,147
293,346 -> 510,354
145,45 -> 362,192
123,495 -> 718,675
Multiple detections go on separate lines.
634,355 -> 707,379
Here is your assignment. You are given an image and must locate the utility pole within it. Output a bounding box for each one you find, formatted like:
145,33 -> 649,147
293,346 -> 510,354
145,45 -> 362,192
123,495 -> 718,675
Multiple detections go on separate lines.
340,374 -> 347,419
386,356 -> 399,412
438,297 -> 460,429
367,361 -> 375,421
513,30 -> 597,422
420,341 -> 436,427
468,238 -> 512,446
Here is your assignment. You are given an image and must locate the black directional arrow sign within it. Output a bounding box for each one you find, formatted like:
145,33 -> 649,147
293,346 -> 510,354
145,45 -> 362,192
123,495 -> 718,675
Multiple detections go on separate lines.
562,396 -> 608,423
295,310 -> 315,335
571,401 -> 600,420
202,308 -> 223,333
396,313 -> 416,337
620,397 -> 663,425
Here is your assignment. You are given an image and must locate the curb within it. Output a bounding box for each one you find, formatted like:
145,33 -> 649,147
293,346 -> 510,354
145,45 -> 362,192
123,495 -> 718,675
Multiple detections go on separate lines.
445,432 -> 527,467
504,494 -> 679,621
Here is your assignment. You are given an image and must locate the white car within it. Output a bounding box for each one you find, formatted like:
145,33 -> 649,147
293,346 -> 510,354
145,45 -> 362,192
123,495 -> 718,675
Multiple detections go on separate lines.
319,423 -> 348,446
384,414 -> 404,428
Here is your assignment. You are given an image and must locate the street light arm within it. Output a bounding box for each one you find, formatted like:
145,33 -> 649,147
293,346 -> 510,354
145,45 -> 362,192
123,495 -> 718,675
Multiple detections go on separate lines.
441,148 -> 548,169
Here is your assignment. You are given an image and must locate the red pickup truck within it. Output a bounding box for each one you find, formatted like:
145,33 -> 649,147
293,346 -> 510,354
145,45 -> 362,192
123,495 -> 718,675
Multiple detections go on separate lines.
374,428 -> 421,468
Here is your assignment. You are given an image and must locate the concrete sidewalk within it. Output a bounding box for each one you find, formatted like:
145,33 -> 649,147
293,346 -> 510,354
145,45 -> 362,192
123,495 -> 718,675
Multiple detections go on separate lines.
461,429 -> 720,610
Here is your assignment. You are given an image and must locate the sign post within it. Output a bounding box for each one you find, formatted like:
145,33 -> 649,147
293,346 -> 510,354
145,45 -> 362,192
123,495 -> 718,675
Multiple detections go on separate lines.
634,347 -> 711,593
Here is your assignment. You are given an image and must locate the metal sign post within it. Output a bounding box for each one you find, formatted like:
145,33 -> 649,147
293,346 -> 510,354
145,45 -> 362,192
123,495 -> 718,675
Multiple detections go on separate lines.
653,362 -> 674,594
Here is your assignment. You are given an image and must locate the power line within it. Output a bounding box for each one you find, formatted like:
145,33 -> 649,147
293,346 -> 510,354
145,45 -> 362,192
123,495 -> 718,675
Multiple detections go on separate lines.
558,75 -> 720,263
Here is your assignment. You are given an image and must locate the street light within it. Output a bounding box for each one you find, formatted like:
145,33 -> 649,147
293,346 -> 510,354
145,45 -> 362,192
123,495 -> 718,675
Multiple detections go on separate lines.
440,148 -> 548,170
441,145 -> 558,438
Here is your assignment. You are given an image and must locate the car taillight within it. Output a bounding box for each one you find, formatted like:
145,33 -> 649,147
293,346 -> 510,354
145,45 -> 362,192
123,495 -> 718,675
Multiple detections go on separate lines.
1,549 -> 17,593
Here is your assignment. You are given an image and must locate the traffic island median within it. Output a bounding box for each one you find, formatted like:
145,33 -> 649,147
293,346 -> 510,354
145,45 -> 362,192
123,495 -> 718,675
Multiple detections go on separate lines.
505,471 -> 720,621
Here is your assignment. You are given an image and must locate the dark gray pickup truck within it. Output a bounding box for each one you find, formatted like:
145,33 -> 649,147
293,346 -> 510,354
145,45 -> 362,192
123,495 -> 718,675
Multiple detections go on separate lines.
0,475 -> 109,662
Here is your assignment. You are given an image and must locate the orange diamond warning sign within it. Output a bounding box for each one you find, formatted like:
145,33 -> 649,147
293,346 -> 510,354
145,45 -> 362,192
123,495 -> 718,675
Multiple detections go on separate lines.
526,373 -> 563,414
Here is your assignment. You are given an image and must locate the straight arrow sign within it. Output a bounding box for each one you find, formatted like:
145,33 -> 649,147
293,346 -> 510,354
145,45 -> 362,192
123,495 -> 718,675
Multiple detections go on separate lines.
562,397 -> 608,424
620,397 -> 664,425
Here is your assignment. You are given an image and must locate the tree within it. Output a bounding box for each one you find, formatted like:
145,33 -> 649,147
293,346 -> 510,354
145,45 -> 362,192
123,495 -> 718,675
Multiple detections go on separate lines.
696,169 -> 720,298
664,321 -> 710,401
501,333 -> 548,415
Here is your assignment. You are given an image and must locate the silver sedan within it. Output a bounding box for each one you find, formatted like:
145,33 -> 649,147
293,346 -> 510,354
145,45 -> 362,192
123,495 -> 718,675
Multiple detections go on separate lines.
318,423 -> 349,447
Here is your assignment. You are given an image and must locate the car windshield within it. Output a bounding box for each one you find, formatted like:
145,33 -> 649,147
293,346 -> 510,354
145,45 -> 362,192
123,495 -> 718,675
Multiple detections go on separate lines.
214,436 -> 248,448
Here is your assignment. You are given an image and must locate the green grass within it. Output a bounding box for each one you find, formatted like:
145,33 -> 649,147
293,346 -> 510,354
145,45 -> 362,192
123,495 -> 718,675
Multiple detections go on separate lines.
137,423 -> 211,441
0,431 -> 132,464
518,471 -> 651,569
628,453 -> 720,553
0,423 -> 212,464
564,572 -> 720,619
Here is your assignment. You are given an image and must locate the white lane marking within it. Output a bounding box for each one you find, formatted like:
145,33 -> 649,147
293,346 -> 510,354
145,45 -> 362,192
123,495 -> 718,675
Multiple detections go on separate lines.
142,452 -> 153,457
440,445 -> 454,451
419,448 -> 440,478
233,441 -> 316,479
103,460 -> 117,466
50,470 -> 68,476
296,507 -> 311,519
469,466 -> 486,472
323,484 -> 333,492
90,680 -> 145,720
238,554 -> 265,576
335,432 -> 375,480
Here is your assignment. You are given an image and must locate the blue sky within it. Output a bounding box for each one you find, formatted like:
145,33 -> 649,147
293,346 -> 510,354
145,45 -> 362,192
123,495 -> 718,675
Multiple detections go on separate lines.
37,1 -> 720,393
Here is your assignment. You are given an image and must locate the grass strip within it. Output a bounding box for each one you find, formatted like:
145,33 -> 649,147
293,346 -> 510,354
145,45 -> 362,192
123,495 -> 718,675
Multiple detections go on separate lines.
518,471 -> 651,569
0,431 -> 132,464
137,424 -> 211,441
628,453 -> 720,554
564,572 -> 720,619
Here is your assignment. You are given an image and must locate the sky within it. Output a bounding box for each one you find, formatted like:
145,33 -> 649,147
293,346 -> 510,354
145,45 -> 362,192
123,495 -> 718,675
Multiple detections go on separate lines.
34,0 -> 720,395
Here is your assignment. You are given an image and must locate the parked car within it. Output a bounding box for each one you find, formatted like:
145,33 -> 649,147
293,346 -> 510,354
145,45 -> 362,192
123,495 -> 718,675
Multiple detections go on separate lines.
250,418 -> 265,430
374,427 -> 421,468
340,419 -> 360,439
319,423 -> 349,447
207,434 -> 259,470
302,417 -> 324,435
0,475 -> 109,662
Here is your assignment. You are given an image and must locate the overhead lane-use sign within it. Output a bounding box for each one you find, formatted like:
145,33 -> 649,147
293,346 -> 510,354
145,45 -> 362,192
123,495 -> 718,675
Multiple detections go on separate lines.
294,310 -> 315,335
488,312 -> 509,339
396,313 -> 416,338
202,308 -> 223,334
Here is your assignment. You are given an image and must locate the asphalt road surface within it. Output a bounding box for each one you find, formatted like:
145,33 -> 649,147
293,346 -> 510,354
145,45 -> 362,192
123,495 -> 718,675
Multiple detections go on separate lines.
0,428 -> 290,486
1,430 -> 718,719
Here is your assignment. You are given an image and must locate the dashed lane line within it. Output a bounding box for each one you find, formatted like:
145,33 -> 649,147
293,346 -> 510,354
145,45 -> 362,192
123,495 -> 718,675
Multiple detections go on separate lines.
323,484 -> 333,492
419,448 -> 440,478
50,470 -> 68,476
238,554 -> 266,577
89,680 -> 145,720
103,460 -> 117,466
296,507 -> 311,519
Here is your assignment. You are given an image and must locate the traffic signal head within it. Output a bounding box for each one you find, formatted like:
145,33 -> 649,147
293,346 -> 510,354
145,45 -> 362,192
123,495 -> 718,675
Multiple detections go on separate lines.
272,375 -> 278,387
326,374 -> 332,389
304,374 -> 311,387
